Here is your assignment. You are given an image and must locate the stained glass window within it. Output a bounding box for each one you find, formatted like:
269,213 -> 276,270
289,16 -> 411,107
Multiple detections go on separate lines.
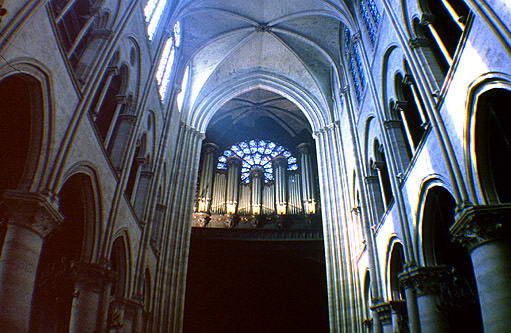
155,21 -> 181,100
359,0 -> 381,46
217,140 -> 298,183
345,27 -> 366,103
144,0 -> 168,40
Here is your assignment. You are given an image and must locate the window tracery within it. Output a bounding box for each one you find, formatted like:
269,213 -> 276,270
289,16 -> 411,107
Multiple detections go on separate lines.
144,0 -> 168,40
217,140 -> 298,183
155,21 -> 181,100
359,0 -> 381,46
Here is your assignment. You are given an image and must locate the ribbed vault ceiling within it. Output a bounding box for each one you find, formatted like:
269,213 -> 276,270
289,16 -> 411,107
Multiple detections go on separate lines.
170,0 -> 355,129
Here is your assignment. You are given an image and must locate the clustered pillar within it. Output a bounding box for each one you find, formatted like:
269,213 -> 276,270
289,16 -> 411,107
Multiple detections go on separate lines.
298,143 -> 317,214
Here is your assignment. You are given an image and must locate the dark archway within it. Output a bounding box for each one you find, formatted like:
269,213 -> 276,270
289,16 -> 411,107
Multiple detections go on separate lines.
422,187 -> 483,332
474,88 -> 511,203
30,174 -> 93,332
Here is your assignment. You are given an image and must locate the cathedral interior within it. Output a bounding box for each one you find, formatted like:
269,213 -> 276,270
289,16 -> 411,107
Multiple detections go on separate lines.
0,0 -> 510,332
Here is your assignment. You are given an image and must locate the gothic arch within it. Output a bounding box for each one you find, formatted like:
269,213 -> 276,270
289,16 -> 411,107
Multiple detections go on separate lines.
465,73 -> 511,204
31,172 -> 98,331
59,162 -> 104,262
414,176 -> 454,265
109,231 -> 132,298
385,238 -> 406,300
189,72 -> 329,133
0,63 -> 53,193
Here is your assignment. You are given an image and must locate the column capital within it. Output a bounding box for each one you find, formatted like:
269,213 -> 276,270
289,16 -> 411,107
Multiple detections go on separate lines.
91,28 -> 113,40
107,66 -> 119,76
250,167 -> 264,178
364,175 -> 379,184
2,190 -> 63,237
384,119 -> 402,129
451,205 -> 511,251
399,266 -> 452,296
226,156 -> 242,167
71,262 -> 116,292
392,100 -> 408,113
118,113 -> 137,123
403,74 -> 415,86
272,155 -> 288,167
408,37 -> 429,49
203,142 -> 218,154
370,302 -> 392,325
420,13 -> 435,26
297,142 -> 312,154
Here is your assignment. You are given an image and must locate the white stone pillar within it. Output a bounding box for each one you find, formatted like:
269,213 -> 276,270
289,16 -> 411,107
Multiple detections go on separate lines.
274,156 -> 288,215
400,266 -> 452,333
225,156 -> 241,215
0,191 -> 63,332
197,143 -> 218,212
452,207 -> 511,333
251,168 -> 264,215
298,143 -> 317,214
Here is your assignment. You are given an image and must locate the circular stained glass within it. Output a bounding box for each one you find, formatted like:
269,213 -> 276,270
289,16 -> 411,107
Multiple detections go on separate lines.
217,140 -> 298,182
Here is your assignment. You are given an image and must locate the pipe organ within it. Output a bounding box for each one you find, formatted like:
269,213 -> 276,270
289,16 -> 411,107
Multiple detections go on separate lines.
193,140 -> 319,228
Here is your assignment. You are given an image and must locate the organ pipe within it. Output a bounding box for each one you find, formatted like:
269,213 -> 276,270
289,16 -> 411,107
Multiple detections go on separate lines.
226,156 -> 241,214
274,156 -> 288,215
251,168 -> 263,215
197,143 -> 218,212
298,143 -> 317,214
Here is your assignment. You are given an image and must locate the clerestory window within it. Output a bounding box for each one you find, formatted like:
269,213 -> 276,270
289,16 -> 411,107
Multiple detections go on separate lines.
144,0 -> 168,40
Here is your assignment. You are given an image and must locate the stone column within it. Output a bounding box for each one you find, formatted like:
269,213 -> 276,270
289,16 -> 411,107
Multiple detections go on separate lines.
91,66 -> 118,119
197,143 -> 218,212
273,156 -> 288,215
297,143 -> 317,214
251,168 -> 264,215
69,262 -> 115,333
151,203 -> 166,249
107,107 -> 137,172
389,300 -> 407,333
383,118 -> 410,178
0,191 -> 63,332
365,175 -> 384,221
400,266 -> 451,333
225,156 -> 241,215
133,168 -> 154,219
451,206 -> 511,333
400,277 -> 421,333
371,302 -> 393,333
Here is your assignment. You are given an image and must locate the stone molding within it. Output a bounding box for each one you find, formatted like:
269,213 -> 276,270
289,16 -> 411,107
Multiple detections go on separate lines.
2,190 -> 63,238
451,205 -> 511,251
370,302 -> 392,325
399,266 -> 452,296
71,262 -> 116,292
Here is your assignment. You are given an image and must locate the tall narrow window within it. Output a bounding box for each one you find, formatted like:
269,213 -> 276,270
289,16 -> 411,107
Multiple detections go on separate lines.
49,0 -> 97,70
144,0 -> 168,40
155,21 -> 181,100
345,28 -> 366,104
176,65 -> 190,111
359,0 -> 381,45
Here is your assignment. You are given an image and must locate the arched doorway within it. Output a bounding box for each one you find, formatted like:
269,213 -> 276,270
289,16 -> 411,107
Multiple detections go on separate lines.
30,174 -> 94,332
422,187 -> 483,332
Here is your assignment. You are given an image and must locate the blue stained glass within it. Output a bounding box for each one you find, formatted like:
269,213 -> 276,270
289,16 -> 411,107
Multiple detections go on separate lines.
288,164 -> 298,171
217,140 -> 297,182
